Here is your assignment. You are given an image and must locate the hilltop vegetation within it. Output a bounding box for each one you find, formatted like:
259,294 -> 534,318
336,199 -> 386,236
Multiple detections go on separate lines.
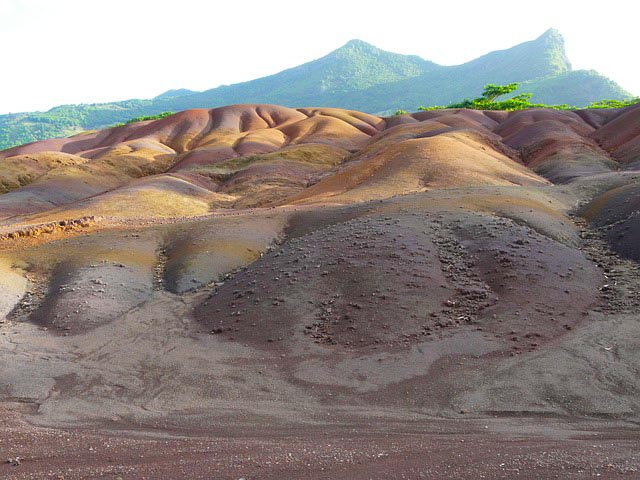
113,111 -> 174,127
412,83 -> 639,112
0,29 -> 632,150
0,100 -> 156,148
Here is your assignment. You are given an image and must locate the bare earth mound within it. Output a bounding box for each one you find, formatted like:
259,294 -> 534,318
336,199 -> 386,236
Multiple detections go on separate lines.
1,102 -> 640,478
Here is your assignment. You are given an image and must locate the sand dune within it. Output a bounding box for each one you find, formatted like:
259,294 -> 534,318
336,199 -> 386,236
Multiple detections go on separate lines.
291,129 -> 546,204
591,102 -> 640,167
6,104 -> 632,223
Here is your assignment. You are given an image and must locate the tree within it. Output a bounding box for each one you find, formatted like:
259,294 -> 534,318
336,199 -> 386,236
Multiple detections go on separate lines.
481,83 -> 519,102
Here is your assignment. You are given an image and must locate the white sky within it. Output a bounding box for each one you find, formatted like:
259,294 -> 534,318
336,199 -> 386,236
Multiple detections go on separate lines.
0,0 -> 638,114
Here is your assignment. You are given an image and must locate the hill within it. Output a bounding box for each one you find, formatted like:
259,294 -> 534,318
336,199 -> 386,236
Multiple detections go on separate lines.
0,101 -> 640,476
0,29 -> 632,150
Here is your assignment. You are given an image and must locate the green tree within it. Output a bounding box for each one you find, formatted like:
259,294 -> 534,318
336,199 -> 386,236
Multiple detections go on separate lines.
481,83 -> 520,102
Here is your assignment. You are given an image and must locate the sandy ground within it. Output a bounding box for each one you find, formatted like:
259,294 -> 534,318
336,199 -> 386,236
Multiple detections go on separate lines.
1,405 -> 639,479
1,194 -> 639,478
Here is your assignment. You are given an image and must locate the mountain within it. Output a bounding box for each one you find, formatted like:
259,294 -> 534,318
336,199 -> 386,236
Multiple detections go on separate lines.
462,27 -> 572,80
154,88 -> 196,100
0,29 -> 632,150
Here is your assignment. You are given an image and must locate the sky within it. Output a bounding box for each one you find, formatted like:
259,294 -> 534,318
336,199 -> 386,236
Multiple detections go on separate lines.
0,0 -> 638,114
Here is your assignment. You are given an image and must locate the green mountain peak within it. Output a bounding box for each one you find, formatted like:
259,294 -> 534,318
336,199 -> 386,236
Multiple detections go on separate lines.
338,39 -> 377,50
540,27 -> 563,39
535,27 -> 571,72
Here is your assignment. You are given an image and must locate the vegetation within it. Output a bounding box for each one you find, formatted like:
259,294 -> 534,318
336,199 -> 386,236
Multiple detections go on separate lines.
113,111 -> 174,126
481,83 -> 519,102
411,83 -> 639,113
125,111 -> 173,124
585,99 -> 640,109
0,99 -> 157,150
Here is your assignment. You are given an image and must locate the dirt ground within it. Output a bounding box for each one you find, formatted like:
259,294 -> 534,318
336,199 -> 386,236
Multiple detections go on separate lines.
1,405 -> 639,479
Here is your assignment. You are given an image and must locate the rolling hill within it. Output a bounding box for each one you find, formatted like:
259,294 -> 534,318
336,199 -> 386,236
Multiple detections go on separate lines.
0,29 -> 632,150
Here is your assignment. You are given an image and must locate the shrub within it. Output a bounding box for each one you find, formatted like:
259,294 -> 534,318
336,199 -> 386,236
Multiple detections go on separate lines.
124,111 -> 174,124
415,84 -> 639,113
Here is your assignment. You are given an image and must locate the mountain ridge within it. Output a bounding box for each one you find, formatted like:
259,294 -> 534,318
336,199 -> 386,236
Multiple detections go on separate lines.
0,29 -> 632,150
